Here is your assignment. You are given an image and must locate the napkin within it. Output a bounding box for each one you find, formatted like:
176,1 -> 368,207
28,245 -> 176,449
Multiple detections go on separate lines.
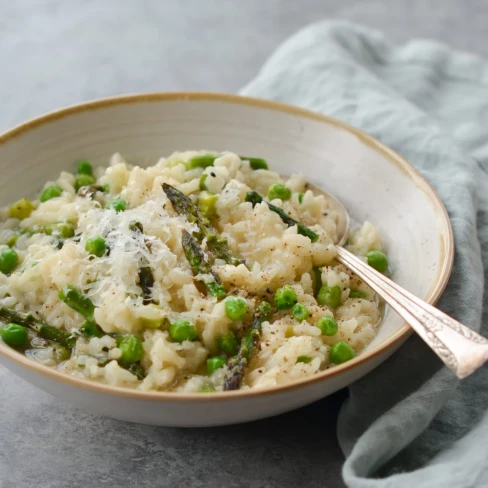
241,21 -> 488,487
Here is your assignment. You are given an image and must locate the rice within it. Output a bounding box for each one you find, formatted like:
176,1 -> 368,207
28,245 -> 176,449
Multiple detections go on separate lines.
0,151 -> 386,392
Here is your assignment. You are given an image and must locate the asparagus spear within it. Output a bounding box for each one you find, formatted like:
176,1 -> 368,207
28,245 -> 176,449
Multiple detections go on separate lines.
80,320 -> 104,338
127,362 -> 146,380
57,286 -> 114,341
186,154 -> 220,170
129,221 -> 144,233
138,267 -> 154,305
163,183 -> 210,226
97,357 -> 146,380
245,191 -> 319,242
181,229 -> 226,299
224,301 -> 272,390
205,232 -> 241,266
0,307 -> 147,378
162,183 -> 241,266
0,307 -> 76,348
240,156 -> 268,170
313,266 -> 323,297
129,221 -> 156,304
58,285 -> 95,319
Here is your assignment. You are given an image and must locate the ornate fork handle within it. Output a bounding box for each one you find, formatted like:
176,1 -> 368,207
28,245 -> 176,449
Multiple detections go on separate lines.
337,247 -> 488,379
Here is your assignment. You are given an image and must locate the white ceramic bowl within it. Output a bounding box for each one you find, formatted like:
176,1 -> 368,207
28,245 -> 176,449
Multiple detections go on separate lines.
0,93 -> 453,426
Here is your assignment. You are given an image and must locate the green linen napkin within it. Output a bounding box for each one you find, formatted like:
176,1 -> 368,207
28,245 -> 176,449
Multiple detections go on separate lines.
241,21 -> 488,487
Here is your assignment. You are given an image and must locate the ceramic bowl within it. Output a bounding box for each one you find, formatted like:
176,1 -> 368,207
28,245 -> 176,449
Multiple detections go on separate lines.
0,93 -> 453,426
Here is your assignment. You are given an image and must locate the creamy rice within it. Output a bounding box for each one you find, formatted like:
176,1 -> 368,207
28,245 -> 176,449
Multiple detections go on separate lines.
0,151 -> 386,392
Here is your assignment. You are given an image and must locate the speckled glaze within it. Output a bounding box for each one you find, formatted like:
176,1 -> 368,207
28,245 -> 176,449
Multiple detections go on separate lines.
0,93 -> 453,426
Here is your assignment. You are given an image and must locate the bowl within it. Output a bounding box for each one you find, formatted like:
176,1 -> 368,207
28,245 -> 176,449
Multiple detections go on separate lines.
0,93 -> 453,426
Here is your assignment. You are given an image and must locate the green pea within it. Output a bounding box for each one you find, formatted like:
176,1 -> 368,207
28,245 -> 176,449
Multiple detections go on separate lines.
224,297 -> 248,321
75,174 -> 95,191
80,320 -> 104,338
298,192 -> 303,204
0,323 -> 28,347
186,154 -> 219,169
317,316 -> 338,336
198,191 -> 218,219
40,186 -> 63,203
77,160 -> 93,176
218,331 -> 238,355
330,341 -> 356,364
199,384 -> 216,392
0,248 -> 19,274
292,303 -> 309,321
85,236 -> 106,257
105,199 -> 127,212
169,319 -> 198,342
51,223 -> 75,239
102,183 -> 110,193
267,183 -> 292,201
118,335 -> 144,365
317,285 -> 342,309
274,285 -> 297,310
366,250 -> 389,273
349,289 -> 367,299
241,156 -> 268,170
296,355 -> 312,364
207,356 -> 226,374
9,198 -> 35,220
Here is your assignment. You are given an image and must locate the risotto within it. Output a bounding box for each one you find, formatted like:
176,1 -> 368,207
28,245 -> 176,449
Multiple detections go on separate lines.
0,151 -> 389,392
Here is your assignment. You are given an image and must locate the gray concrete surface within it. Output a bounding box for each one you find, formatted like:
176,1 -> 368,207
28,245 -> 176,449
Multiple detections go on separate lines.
0,1 -> 486,487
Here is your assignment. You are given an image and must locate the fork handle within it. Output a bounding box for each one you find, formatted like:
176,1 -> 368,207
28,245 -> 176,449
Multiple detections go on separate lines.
337,247 -> 488,379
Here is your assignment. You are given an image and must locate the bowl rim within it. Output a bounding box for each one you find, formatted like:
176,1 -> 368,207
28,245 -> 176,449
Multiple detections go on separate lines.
0,92 -> 454,402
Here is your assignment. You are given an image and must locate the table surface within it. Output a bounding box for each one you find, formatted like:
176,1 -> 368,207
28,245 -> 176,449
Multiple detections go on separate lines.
1,1 -> 486,487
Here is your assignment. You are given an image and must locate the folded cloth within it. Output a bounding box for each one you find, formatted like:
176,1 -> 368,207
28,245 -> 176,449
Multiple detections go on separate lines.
241,21 -> 488,488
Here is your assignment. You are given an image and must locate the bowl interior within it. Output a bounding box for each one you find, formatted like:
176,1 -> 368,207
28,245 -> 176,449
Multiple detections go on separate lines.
0,94 -> 452,359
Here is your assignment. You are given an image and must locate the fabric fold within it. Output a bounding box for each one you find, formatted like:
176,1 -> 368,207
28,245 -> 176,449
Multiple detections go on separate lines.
241,21 -> 488,487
